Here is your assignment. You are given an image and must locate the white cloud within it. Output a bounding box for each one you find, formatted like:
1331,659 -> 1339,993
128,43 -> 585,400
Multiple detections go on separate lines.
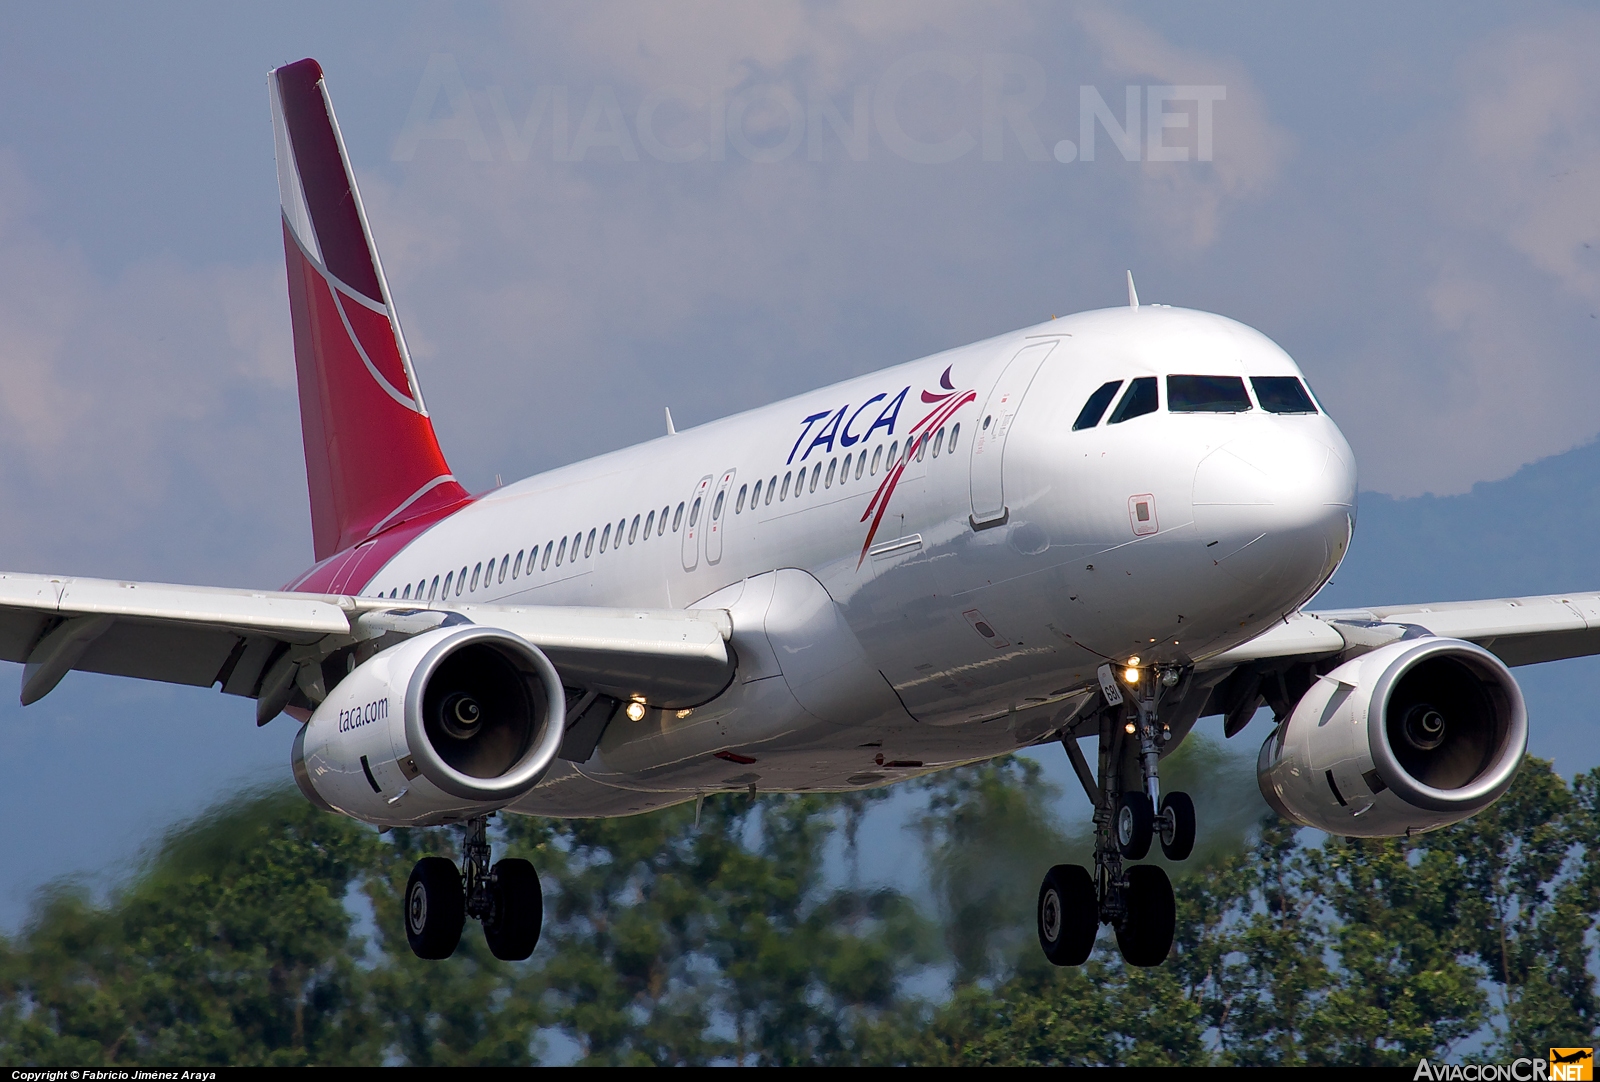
0,157 -> 304,584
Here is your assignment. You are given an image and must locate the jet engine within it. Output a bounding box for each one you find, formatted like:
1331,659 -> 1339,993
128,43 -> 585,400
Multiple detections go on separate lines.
292,625 -> 566,827
1256,636 -> 1526,836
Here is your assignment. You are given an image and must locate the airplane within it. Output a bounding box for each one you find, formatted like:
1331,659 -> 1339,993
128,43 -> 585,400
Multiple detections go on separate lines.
0,56 -> 1585,968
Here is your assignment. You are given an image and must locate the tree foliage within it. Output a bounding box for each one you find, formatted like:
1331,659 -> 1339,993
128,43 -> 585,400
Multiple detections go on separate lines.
1,743 -> 1596,1065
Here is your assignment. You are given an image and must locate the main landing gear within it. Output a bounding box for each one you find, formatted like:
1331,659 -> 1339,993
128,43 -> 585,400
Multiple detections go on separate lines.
1037,665 -> 1195,968
404,815 -> 544,961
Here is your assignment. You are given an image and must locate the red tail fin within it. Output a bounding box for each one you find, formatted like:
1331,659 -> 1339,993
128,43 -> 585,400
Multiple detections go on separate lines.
269,58 -> 467,562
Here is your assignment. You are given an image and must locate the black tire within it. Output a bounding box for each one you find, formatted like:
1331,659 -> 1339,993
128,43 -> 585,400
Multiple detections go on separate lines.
1037,864 -> 1098,966
1115,864 -> 1175,967
483,858 -> 543,961
1115,791 -> 1154,859
405,857 -> 465,960
1160,791 -> 1196,861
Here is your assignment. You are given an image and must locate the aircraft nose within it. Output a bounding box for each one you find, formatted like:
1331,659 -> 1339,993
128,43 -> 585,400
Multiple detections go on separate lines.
1193,423 -> 1356,596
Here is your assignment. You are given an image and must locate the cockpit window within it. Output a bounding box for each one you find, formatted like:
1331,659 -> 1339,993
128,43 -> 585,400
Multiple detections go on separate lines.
1107,377 -> 1158,423
1251,376 -> 1318,414
1072,380 -> 1123,431
1167,375 -> 1252,413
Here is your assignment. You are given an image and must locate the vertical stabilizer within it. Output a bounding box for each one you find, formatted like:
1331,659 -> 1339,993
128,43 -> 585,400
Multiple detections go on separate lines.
269,58 -> 467,561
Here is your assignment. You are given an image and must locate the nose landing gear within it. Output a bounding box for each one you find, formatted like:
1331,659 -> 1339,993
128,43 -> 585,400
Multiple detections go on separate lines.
1038,665 -> 1192,967
403,815 -> 544,961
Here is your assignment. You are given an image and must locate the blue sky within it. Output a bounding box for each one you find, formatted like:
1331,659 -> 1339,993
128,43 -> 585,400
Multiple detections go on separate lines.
1,1 -> 1598,926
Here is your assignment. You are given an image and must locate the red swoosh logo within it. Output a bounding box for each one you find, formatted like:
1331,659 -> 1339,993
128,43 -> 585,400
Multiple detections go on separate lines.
857,388 -> 976,567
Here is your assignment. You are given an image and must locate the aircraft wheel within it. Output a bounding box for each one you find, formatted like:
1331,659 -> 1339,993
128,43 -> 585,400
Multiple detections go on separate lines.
1037,864 -> 1098,966
1114,864 -> 1175,967
483,858 -> 543,961
1159,791 -> 1196,861
1115,791 -> 1154,859
405,856 -> 465,960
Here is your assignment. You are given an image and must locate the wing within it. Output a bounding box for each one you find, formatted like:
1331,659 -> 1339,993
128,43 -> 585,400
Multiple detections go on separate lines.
0,572 -> 733,724
1191,589 -> 1600,737
1202,590 -> 1600,671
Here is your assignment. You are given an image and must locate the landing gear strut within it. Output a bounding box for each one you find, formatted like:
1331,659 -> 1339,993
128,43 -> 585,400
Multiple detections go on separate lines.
404,815 -> 544,961
1037,665 -> 1193,968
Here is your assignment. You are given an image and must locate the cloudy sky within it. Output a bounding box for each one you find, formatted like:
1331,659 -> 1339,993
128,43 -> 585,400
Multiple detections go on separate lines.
1,1 -> 1597,923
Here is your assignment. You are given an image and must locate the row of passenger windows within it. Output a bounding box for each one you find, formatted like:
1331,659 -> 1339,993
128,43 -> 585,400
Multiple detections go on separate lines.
1071,374 -> 1318,431
380,501 -> 685,602
728,422 -> 960,517
372,424 -> 961,603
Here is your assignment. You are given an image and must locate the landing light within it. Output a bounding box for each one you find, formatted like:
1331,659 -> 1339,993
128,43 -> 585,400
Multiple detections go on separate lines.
625,701 -> 647,722
1124,722 -> 1137,735
1123,667 -> 1140,684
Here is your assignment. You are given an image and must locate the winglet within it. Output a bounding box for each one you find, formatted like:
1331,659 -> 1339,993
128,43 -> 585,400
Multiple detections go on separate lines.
665,407 -> 677,436
1126,270 -> 1140,310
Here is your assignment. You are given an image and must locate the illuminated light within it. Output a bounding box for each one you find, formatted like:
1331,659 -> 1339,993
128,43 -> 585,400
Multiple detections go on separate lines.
676,709 -> 692,719
1123,667 -> 1139,684
1124,722 -> 1137,735
625,701 -> 647,722
1128,656 -> 1141,666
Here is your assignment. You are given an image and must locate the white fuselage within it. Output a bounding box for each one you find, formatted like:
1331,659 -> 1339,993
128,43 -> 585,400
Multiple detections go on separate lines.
357,305 -> 1357,817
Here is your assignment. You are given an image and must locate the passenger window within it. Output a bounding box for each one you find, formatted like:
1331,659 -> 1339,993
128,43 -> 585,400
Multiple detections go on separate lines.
1251,376 -> 1318,414
1168,375 -> 1252,413
887,441 -> 898,467
932,428 -> 945,457
871,445 -> 883,474
513,550 -> 523,579
542,541 -> 553,570
841,453 -> 852,481
402,583 -> 412,600
712,490 -> 725,519
1073,380 -> 1124,430
629,514 -> 641,543
556,537 -> 567,566
660,506 -> 670,535
825,458 -> 837,487
429,575 -> 440,601
810,462 -> 822,492
600,523 -> 612,552
689,497 -> 703,527
736,484 -> 748,513
766,475 -> 777,504
781,472 -> 792,499
617,518 -> 626,543
673,502 -> 685,531
856,452 -> 866,479
470,563 -> 482,591
585,528 -> 596,557
644,510 -> 655,538
443,571 -> 454,597
1108,377 -> 1158,423
948,422 -> 960,453
751,480 -> 762,507
500,555 -> 509,583
916,435 -> 927,462
457,567 -> 468,596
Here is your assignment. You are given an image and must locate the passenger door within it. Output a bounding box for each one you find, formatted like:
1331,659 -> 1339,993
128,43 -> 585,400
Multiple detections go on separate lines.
681,475 -> 713,572
969,340 -> 1057,526
705,469 -> 736,565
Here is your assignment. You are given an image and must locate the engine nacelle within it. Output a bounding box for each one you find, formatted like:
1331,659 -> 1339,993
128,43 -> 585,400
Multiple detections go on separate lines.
292,625 -> 566,827
1257,636 -> 1526,836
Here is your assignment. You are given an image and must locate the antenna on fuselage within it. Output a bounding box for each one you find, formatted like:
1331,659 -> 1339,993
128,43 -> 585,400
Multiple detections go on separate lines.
665,407 -> 677,436
1126,270 -> 1140,310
